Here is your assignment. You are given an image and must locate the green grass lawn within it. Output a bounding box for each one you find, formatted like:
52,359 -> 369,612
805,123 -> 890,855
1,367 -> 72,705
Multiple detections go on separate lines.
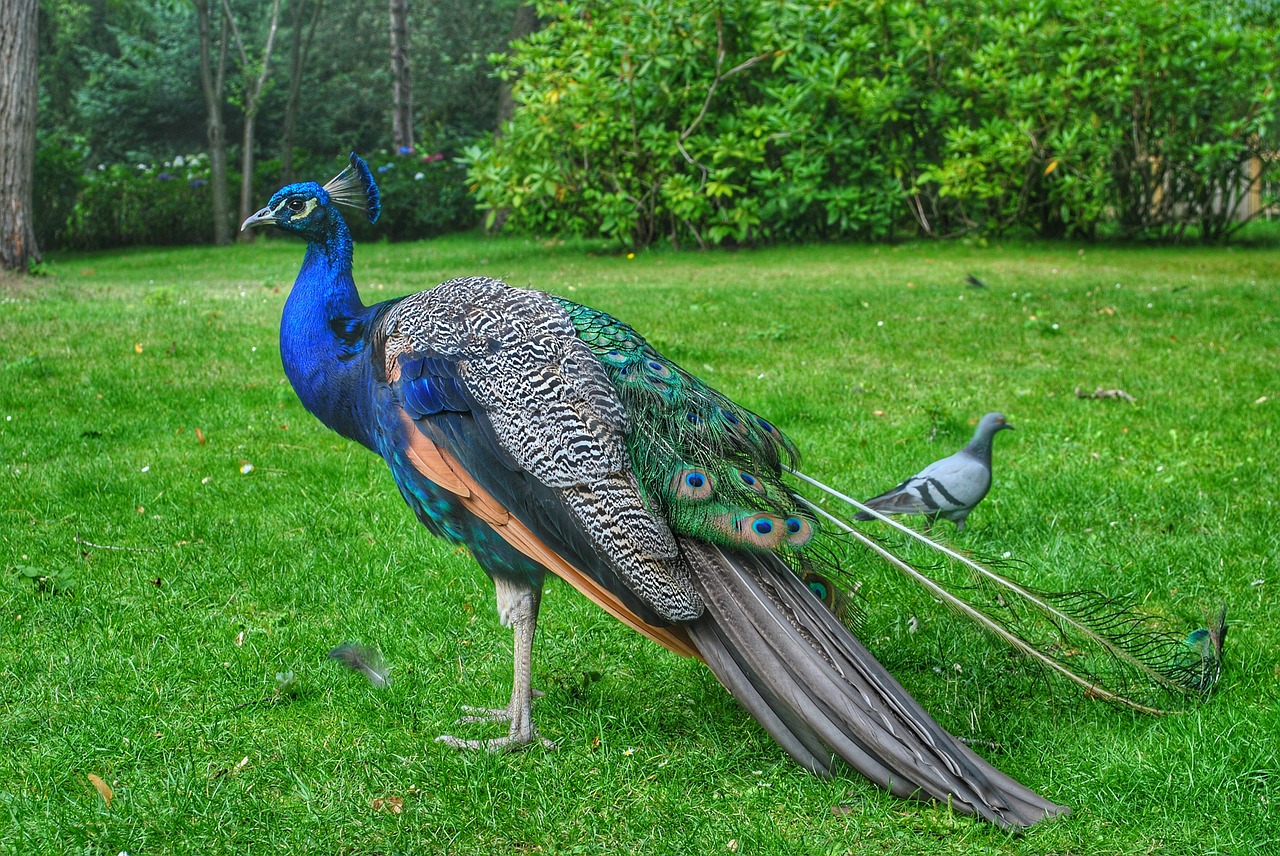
1,231 -> 1277,854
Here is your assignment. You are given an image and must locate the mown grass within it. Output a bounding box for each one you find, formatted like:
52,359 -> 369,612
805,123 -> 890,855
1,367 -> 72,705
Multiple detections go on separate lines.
1,229 -> 1277,855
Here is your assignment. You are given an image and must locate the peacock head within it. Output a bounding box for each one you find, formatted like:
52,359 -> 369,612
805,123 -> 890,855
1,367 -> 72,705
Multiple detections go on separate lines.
241,152 -> 381,243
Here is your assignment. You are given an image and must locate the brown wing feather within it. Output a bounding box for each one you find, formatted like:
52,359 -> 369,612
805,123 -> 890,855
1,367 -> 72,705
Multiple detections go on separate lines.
397,409 -> 700,660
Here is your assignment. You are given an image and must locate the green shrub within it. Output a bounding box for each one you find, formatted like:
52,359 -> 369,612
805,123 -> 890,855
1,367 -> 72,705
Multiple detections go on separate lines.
33,145 -> 478,252
33,137 -> 87,250
39,150 -> 216,251
468,0 -> 1278,247
352,149 -> 478,242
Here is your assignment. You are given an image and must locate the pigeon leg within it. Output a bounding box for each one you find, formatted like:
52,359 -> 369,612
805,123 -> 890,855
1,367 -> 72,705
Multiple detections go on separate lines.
437,578 -> 555,752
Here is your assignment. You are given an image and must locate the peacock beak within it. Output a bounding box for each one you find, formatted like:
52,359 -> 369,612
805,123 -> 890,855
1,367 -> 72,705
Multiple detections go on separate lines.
240,206 -> 276,231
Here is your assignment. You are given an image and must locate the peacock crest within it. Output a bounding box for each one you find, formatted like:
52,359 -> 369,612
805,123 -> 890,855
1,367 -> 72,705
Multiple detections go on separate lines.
323,152 -> 381,224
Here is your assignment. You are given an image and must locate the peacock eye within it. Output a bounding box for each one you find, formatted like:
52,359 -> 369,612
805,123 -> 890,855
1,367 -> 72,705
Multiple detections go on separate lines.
287,198 -> 306,212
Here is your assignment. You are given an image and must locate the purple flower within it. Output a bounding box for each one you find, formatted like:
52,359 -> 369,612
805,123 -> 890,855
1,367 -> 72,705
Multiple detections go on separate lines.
398,145 -> 414,155
377,163 -> 395,173
158,172 -> 175,181
189,178 -> 208,188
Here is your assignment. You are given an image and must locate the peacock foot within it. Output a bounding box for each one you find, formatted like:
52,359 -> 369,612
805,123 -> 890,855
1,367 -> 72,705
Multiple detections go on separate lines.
453,689 -> 545,724
435,728 -> 556,753
436,690 -> 554,752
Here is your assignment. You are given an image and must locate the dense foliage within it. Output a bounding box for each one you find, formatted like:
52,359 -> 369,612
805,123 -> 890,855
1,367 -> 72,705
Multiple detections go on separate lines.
468,0 -> 1279,248
33,0 -> 508,250
33,146 -> 476,251
28,0 -> 1279,251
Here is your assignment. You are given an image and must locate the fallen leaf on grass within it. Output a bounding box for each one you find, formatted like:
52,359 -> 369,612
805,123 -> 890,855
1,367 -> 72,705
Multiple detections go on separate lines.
210,756 -> 251,779
195,427 -> 206,445
371,795 -> 404,814
86,773 -> 113,807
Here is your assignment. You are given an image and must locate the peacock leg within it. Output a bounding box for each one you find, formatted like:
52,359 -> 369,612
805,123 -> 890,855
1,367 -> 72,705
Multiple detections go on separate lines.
437,577 -> 555,752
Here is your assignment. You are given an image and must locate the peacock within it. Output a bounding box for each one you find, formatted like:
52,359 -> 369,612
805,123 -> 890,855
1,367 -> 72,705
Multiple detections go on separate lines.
240,154 -> 1224,829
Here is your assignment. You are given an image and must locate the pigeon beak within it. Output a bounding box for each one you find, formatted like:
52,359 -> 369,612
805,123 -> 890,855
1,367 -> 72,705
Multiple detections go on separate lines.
240,206 -> 276,231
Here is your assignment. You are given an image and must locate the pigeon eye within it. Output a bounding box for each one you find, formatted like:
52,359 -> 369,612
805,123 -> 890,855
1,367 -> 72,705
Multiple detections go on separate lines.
287,198 -> 306,212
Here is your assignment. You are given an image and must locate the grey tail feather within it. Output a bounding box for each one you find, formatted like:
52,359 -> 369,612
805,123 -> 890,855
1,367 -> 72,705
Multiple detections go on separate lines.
681,539 -> 1067,828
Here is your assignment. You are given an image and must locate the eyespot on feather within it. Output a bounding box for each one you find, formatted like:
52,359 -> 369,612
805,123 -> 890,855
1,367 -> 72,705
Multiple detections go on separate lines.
784,516 -> 814,546
755,416 -> 784,442
803,571 -> 835,606
713,512 -> 785,549
670,468 -> 715,501
736,469 -> 767,495
599,349 -> 631,366
718,407 -> 749,437
645,359 -> 674,379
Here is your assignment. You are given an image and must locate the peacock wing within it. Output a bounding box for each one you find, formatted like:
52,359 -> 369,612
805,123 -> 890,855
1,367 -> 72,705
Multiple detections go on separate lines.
373,277 -> 704,627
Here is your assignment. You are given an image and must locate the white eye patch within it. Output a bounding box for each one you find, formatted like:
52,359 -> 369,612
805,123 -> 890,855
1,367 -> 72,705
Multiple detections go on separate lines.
272,197 -> 319,220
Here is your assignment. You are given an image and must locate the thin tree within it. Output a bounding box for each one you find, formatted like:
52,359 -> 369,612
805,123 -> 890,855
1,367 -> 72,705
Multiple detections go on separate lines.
495,2 -> 539,131
0,0 -> 41,271
224,0 -> 282,242
195,0 -> 233,246
389,0 -> 413,151
280,0 -> 325,183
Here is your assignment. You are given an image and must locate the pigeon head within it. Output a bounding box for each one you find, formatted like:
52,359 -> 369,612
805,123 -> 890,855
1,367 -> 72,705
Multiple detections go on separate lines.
978,412 -> 1014,436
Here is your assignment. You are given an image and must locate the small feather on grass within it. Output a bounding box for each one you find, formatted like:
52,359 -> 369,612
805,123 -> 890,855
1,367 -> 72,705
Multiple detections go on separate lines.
328,642 -> 390,688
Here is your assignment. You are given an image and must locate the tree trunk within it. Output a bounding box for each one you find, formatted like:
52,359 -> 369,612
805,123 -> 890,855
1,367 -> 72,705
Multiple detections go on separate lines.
196,0 -> 232,246
225,0 -> 282,242
0,0 -> 42,270
389,0 -> 413,151
496,2 -> 540,131
281,0 -> 324,183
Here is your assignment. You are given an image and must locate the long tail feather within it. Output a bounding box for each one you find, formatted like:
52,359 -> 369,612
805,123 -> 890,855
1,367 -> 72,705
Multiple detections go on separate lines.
786,467 -> 1225,714
682,539 -> 1067,828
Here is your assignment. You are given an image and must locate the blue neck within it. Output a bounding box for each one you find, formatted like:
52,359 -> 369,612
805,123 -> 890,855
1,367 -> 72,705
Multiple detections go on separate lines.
280,224 -> 377,449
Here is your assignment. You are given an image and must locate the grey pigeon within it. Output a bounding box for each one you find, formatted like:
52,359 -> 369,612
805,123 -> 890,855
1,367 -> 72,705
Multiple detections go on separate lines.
854,412 -> 1014,532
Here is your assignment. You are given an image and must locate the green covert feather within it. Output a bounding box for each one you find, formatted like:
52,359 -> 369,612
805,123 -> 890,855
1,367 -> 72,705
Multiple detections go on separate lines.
557,298 -> 819,555
558,296 -> 865,634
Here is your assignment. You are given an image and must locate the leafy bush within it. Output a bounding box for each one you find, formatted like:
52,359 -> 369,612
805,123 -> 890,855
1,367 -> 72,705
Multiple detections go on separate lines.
353,149 -> 478,242
467,0 -> 1279,248
58,154 -> 216,251
33,145 -> 478,252
33,136 -> 87,250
